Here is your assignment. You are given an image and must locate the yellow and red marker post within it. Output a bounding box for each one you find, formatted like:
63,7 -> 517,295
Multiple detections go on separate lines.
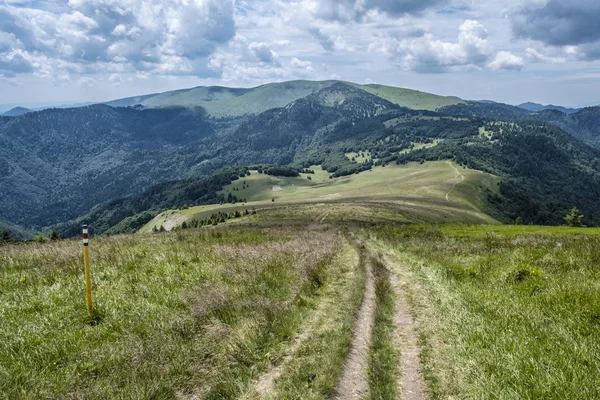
82,224 -> 93,313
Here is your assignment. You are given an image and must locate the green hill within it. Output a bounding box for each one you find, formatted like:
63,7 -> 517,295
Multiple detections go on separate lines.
138,80 -> 338,117
140,162 -> 500,232
105,80 -> 464,117
353,83 -> 464,111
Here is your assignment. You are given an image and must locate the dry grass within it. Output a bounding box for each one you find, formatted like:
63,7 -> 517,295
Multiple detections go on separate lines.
0,226 -> 345,399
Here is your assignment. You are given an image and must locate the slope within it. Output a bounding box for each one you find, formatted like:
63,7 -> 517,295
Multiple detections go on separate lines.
3,107 -> 32,117
138,80 -> 338,117
104,80 -> 464,117
354,83 -> 464,111
140,161 -> 500,232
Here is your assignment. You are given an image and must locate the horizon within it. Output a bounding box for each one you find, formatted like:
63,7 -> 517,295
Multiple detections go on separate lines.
0,79 -> 595,113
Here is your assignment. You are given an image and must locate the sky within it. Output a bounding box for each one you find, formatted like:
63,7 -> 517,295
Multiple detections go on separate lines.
1,0 -> 599,109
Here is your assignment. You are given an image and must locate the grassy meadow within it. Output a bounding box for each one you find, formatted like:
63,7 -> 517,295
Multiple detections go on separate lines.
141,161 -> 500,232
3,187 -> 600,399
0,226 -> 365,399
373,224 -> 600,399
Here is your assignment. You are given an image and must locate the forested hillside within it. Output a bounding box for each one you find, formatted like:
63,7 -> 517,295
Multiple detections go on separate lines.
2,80 -> 600,236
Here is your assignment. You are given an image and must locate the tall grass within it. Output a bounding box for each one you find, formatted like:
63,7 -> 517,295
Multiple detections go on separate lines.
375,225 -> 600,399
0,227 -> 340,399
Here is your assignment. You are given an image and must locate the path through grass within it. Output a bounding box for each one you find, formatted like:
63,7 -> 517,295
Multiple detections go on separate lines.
374,225 -> 600,399
0,227 -> 343,399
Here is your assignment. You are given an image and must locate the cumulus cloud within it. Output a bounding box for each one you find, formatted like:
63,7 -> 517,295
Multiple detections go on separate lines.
488,51 -> 524,71
0,0 -> 236,79
373,20 -> 495,73
512,0 -> 600,61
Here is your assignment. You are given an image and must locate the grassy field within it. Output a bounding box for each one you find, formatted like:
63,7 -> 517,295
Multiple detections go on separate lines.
0,226 -> 366,399
141,161 -> 500,232
372,224 -> 600,399
355,84 -> 464,111
136,80 -> 462,116
3,209 -> 600,399
141,81 -> 337,118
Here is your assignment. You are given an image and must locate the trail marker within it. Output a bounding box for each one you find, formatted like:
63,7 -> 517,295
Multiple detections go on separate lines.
82,224 -> 93,313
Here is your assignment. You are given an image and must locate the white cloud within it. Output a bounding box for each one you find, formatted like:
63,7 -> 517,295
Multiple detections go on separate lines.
372,20 -> 496,73
488,51 -> 524,71
0,0 -> 236,79
525,47 -> 566,63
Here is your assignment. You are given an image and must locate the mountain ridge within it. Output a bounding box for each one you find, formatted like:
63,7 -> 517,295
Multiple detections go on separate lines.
2,80 -> 600,237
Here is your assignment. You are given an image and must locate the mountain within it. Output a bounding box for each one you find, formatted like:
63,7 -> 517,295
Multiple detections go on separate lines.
3,107 -> 32,117
104,80 -> 463,117
2,80 -> 600,236
518,102 -> 580,114
440,102 -> 600,148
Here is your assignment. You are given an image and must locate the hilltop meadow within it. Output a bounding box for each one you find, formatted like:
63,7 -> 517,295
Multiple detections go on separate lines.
2,204 -> 599,399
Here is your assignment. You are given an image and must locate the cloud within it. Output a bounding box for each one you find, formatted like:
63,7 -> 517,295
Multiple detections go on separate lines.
249,42 -> 279,64
488,51 -> 524,71
307,26 -> 336,52
307,0 -> 449,22
291,57 -> 314,71
512,0 -> 600,47
0,0 -> 236,79
525,47 -> 566,63
373,20 -> 495,73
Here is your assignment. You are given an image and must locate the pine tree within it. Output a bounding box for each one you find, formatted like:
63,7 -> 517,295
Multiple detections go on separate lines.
565,207 -> 584,227
1,229 -> 12,242
50,228 -> 59,241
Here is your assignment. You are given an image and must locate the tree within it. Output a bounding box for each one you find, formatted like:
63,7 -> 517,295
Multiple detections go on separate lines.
181,221 -> 188,230
565,207 -> 584,227
50,228 -> 59,241
1,229 -> 12,242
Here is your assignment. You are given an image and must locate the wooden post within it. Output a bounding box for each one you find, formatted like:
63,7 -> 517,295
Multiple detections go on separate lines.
82,224 -> 93,313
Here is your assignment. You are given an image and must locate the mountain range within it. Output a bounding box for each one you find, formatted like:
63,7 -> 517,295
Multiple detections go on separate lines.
1,80 -> 600,237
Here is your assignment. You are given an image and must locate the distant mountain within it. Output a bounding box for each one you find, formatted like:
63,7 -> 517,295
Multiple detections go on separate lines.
518,102 -> 580,114
3,107 -> 32,117
2,80 -> 600,236
105,80 -> 464,117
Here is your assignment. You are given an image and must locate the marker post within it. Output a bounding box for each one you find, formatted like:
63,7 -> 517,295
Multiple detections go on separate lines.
82,224 -> 93,313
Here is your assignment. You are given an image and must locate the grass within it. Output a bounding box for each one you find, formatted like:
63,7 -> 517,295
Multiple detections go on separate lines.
345,151 -> 372,163
141,161 -> 500,232
254,239 -> 366,399
355,83 -> 464,111
0,226 -> 347,399
374,224 -> 600,399
4,211 -> 600,399
368,257 -> 399,400
136,80 -> 461,115
141,81 -> 338,117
